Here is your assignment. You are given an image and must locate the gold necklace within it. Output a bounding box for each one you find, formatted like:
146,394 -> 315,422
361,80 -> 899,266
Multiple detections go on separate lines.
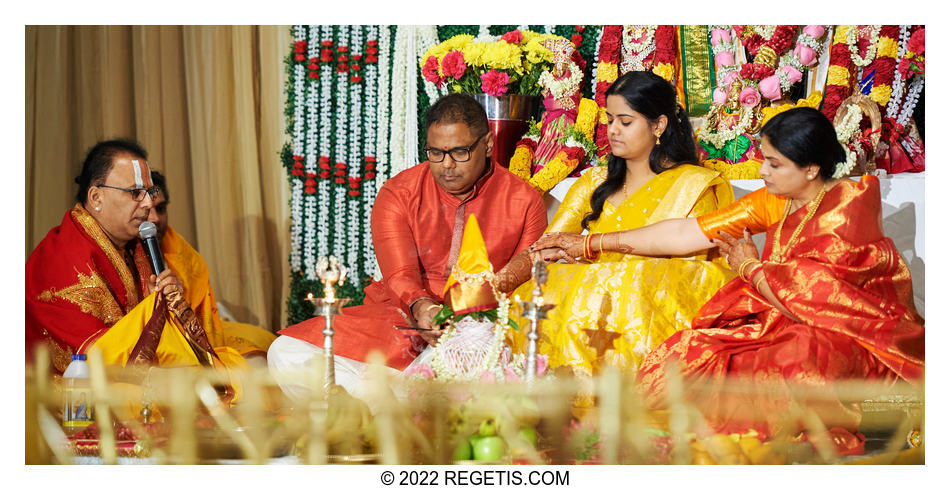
769,187 -> 827,262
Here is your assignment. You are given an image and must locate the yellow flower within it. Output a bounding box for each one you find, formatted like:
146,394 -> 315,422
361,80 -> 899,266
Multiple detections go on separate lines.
702,158 -> 762,180
870,84 -> 891,106
877,35 -> 898,59
509,146 -> 534,181
523,37 -> 553,64
598,107 -> 608,124
484,41 -> 522,73
761,91 -> 823,126
443,34 -> 474,52
826,65 -> 851,87
575,98 -> 599,139
462,42 -> 487,67
596,62 -> 618,83
652,63 -> 675,83
833,26 -> 850,44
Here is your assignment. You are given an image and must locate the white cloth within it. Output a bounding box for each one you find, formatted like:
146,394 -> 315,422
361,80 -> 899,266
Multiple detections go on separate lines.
267,335 -> 404,411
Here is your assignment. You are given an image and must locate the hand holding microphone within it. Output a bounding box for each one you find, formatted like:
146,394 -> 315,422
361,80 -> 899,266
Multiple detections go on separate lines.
138,222 -> 182,296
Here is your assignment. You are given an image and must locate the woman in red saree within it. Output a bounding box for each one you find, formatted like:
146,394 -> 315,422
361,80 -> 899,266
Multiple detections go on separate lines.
531,108 -> 924,452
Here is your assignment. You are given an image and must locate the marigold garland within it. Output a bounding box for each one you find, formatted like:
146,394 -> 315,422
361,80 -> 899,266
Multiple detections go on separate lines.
821,26 -> 854,121
868,25 -> 899,111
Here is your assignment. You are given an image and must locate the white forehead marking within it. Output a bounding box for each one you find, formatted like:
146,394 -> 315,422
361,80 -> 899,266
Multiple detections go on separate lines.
132,159 -> 144,187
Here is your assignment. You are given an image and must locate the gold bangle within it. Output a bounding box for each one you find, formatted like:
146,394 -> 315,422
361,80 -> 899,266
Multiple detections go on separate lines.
737,259 -> 758,280
426,304 -> 441,312
597,233 -> 605,254
753,274 -> 767,291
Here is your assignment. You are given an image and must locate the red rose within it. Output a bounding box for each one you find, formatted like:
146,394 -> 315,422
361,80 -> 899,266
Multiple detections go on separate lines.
366,55 -> 378,63
480,70 -> 510,96
336,46 -> 348,53
319,156 -> 330,163
321,40 -> 333,47
337,54 -> 349,63
320,171 -> 330,179
348,190 -> 361,197
575,25 -> 585,32
293,154 -> 304,161
351,63 -> 362,71
305,178 -> 316,187
294,40 -> 306,53
335,162 -> 347,169
337,64 -> 348,73
422,55 -> 445,88
364,171 -> 376,180
321,49 -> 333,62
563,146 -> 587,161
305,187 -> 316,194
571,34 -> 583,47
335,169 -> 345,177
500,30 -> 523,44
335,178 -> 345,184
319,163 -> 330,171
309,71 -> 319,79
349,176 -> 362,184
364,155 -> 376,163
307,62 -> 318,70
367,47 -> 379,55
441,50 -> 467,79
294,54 -> 305,62
306,171 -> 317,178
367,39 -> 378,47
908,28 -> 924,54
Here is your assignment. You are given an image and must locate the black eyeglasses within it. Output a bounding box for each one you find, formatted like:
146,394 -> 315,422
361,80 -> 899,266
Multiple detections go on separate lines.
423,132 -> 487,163
97,185 -> 162,202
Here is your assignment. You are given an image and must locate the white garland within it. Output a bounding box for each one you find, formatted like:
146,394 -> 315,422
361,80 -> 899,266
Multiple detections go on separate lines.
886,25 -> 911,120
847,25 -> 881,68
539,62 -> 583,100
345,26 -> 364,287
363,25 -> 380,279
897,76 -> 923,127
290,26 -> 307,274
376,25 -> 392,191
590,25 -> 603,97
833,104 -> 863,178
697,104 -> 754,149
429,293 -> 512,382
333,25 -> 350,264
303,25 -> 321,281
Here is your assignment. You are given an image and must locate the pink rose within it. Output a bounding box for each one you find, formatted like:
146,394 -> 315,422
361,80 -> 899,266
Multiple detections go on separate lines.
739,86 -> 762,107
504,367 -> 520,383
758,76 -> 782,101
536,354 -> 548,377
404,363 -> 435,379
713,88 -> 727,105
714,50 -> 735,67
781,65 -> 802,84
422,55 -> 444,88
501,30 -> 523,44
480,70 -> 510,96
794,44 -> 817,67
479,371 -> 497,383
710,28 -> 732,46
803,25 -> 825,38
441,50 -> 467,79
721,70 -> 740,86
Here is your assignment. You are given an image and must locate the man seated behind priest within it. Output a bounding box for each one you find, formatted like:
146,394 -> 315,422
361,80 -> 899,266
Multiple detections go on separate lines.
269,94 -> 548,402
149,170 -> 276,365
26,139 -> 244,402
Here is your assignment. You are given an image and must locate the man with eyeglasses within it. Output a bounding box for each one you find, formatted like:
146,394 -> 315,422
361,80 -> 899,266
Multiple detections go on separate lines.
271,94 -> 547,403
27,140 -> 241,404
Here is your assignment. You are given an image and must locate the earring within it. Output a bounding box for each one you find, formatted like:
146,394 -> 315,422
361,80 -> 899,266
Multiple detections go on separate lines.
655,134 -> 661,146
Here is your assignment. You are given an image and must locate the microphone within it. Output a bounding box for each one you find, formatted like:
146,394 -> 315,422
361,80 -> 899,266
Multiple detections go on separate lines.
138,222 -> 166,276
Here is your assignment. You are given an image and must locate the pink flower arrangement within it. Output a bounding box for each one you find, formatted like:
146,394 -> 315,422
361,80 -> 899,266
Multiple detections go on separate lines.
441,50 -> 467,80
759,66 -> 803,101
713,88 -> 727,106
714,51 -> 735,67
404,363 -> 435,379
422,55 -> 444,88
501,29 -> 523,44
480,70 -> 510,96
738,86 -> 762,108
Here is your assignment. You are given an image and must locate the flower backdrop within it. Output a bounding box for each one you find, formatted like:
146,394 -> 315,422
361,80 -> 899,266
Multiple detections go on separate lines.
283,25 -> 924,325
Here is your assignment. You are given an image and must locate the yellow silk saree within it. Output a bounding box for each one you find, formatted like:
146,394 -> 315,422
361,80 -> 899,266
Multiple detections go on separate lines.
511,164 -> 735,377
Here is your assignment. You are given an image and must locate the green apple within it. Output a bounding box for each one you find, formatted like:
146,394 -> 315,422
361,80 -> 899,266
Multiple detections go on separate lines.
473,436 -> 505,461
517,427 -> 538,447
452,440 -> 473,461
478,418 -> 497,437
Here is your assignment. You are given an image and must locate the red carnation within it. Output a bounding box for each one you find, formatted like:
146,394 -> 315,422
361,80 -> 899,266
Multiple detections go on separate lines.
306,171 -> 317,178
293,154 -> 304,160
294,54 -> 305,62
352,55 -> 363,63
307,62 -> 318,70
571,34 -> 583,47
337,46 -> 348,53
364,171 -> 376,180
305,187 -> 316,194
422,55 -> 445,88
480,70 -> 509,96
364,155 -> 376,163
441,50 -> 467,80
294,40 -> 306,53
309,71 -> 320,79
335,162 -> 347,169
501,30 -> 523,44
908,28 -> 924,54
367,39 -> 378,47
351,63 -> 362,71
367,47 -> 379,55
366,55 -> 378,63
335,178 -> 345,184
598,25 -> 623,64
320,171 -> 330,179
365,164 -> 376,171
348,190 -> 361,197
321,40 -> 333,47
305,178 -> 316,187
337,54 -> 349,63
319,162 -> 330,170
321,49 -> 333,62
319,156 -> 330,163
349,176 -> 362,184
335,169 -> 345,177
575,25 -> 585,32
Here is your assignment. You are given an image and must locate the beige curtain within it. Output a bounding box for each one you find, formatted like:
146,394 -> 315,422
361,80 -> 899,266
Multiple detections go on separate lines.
26,26 -> 292,332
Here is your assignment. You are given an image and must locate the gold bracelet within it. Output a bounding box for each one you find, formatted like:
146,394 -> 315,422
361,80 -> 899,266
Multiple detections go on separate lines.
426,304 -> 442,312
753,274 -> 767,291
737,258 -> 759,281
597,233 -> 605,255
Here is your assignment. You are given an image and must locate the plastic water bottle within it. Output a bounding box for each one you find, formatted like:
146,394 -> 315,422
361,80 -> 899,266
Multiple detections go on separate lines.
62,354 -> 94,435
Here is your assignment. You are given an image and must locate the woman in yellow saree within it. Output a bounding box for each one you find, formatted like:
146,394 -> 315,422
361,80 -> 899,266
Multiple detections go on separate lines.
510,71 -> 735,377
